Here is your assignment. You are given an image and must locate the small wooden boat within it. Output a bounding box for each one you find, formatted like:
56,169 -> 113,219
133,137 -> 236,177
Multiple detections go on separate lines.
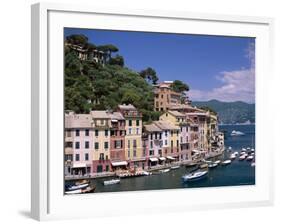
185,162 -> 198,167
171,165 -> 180,170
103,179 -> 120,185
182,170 -> 208,182
208,163 -> 218,168
65,186 -> 96,194
222,160 -> 231,165
159,168 -> 170,173
200,163 -> 208,169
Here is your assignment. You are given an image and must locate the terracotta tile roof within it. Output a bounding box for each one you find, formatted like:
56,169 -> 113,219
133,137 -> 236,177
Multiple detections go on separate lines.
144,124 -> 162,132
90,110 -> 110,119
65,114 -> 92,128
154,120 -> 180,130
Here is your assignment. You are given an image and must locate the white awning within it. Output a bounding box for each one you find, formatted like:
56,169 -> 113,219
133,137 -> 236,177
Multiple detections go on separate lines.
72,163 -> 86,168
111,161 -> 128,166
159,157 -> 166,161
166,156 -> 175,160
149,157 -> 159,162
111,119 -> 118,122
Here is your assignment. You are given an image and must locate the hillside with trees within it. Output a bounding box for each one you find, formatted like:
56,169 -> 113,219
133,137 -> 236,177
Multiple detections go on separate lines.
192,100 -> 255,124
64,34 -> 164,122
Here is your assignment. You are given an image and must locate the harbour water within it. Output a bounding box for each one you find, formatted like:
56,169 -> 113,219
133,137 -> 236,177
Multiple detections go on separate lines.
68,124 -> 255,193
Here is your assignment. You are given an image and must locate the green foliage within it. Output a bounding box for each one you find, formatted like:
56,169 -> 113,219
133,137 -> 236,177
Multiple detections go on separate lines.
108,54 -> 124,67
139,67 -> 158,85
170,80 -> 189,92
65,34 -> 88,46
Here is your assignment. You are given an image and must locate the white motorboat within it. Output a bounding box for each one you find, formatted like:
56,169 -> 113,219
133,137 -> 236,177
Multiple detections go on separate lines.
233,151 -> 239,156
66,182 -> 89,191
141,170 -> 152,176
251,148 -> 255,152
222,160 -> 231,165
251,152 -> 255,156
103,179 -> 121,186
182,170 -> 208,181
247,147 -> 251,150
251,162 -> 256,167
171,165 -> 180,170
239,155 -> 247,160
228,146 -> 232,150
159,168 -> 170,173
214,160 -> 221,164
231,130 -> 245,136
208,163 -> 218,168
230,154 -> 236,160
246,155 -> 254,161
65,186 -> 95,194
241,148 -> 247,152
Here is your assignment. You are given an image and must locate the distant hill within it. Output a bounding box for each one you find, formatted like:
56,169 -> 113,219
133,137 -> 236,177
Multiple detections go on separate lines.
192,100 -> 255,124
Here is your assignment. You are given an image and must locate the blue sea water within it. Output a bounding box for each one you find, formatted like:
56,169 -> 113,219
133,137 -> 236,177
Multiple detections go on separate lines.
69,124 -> 255,193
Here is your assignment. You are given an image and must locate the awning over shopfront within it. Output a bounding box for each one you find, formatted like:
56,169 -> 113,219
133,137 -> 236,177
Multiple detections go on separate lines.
149,157 -> 159,162
159,157 -> 166,161
166,156 -> 175,160
111,161 -> 128,166
72,163 -> 86,168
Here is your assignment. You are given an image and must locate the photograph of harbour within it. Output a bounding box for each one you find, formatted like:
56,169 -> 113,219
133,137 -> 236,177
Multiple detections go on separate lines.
64,28 -> 255,194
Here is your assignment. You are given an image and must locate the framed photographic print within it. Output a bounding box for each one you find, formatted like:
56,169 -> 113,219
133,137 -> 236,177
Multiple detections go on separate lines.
31,2 -> 274,221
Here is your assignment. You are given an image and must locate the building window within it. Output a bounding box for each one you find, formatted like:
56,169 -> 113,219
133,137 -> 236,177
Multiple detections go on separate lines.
85,141 -> 89,149
75,154 -> 80,161
106,155 -> 108,160
75,130 -> 80,136
95,130 -> 99,137
115,140 -> 122,149
155,133 -> 157,139
180,137 -> 183,143
136,120 -> 140,126
75,142 -> 80,149
177,140 -> 179,147
65,142 -> 73,148
136,128 -> 139,134
105,130 -> 108,137
143,149 -> 146,157
66,130 -> 71,137
165,131 -> 168,137
129,120 -> 132,126
101,119 -> 104,125
159,133 -> 162,139
85,153 -> 89,161
149,150 -> 154,156
133,150 -> 136,157
129,128 -> 132,134
99,153 -> 104,160
128,150 -> 130,158
106,165 -> 109,172
85,129 -> 89,136
128,140 -> 130,149
133,140 -> 137,148
150,141 -> 153,149
95,142 -> 99,150
171,140 -> 173,148
165,140 -> 168,145
104,142 -> 109,150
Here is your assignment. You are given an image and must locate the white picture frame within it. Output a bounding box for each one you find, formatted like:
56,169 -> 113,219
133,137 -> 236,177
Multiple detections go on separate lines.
31,2 -> 274,221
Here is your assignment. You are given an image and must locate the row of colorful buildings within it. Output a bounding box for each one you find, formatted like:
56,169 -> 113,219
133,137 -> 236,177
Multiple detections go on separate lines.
64,103 -> 224,177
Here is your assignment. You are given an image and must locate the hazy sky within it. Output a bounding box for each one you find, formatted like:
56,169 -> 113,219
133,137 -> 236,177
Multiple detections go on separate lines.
65,28 -> 255,103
